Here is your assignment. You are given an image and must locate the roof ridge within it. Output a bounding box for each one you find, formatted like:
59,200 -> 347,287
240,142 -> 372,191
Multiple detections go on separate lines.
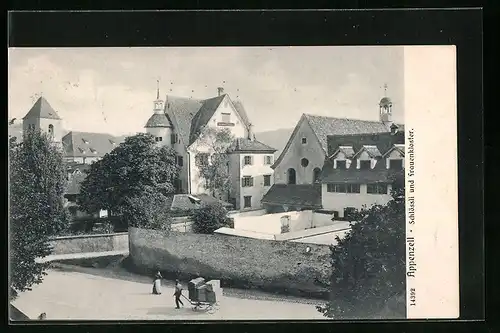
304,113 -> 388,124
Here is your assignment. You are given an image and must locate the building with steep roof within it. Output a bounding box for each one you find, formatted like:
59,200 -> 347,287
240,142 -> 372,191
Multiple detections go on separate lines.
226,130 -> 277,210
320,130 -> 405,218
62,131 -> 126,164
145,86 -> 259,197
22,96 -> 64,144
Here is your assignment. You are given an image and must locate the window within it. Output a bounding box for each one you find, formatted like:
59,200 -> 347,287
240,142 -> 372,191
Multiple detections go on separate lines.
242,176 -> 254,187
264,155 -> 273,165
195,153 -> 209,166
48,124 -> 54,137
336,160 -> 347,169
327,184 -> 360,193
264,175 -> 271,186
367,183 -> 388,194
109,139 -> 116,145
244,196 -> 252,208
301,158 -> 309,167
389,159 -> 403,170
171,134 -> 178,144
360,160 -> 371,170
301,137 -> 307,144
89,148 -> 98,154
221,112 -> 231,123
28,124 -> 35,130
243,156 -> 252,165
155,137 -> 159,142
177,156 -> 184,167
158,137 -> 163,142
82,138 -> 89,144
287,168 -> 296,185
313,168 -> 321,183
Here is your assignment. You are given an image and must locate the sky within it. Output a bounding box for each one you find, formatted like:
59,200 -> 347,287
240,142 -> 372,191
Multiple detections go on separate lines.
8,46 -> 404,135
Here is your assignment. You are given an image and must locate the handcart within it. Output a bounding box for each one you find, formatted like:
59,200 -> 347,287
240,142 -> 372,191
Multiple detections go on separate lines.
182,294 -> 219,314
186,277 -> 222,314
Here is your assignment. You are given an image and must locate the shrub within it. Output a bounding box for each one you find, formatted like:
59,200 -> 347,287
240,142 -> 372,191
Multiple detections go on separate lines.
122,191 -> 173,231
192,203 -> 231,234
317,171 -> 406,319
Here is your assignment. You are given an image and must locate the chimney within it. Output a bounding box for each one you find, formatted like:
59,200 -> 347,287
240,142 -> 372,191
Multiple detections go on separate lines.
217,87 -> 224,96
236,138 -> 240,150
247,123 -> 254,141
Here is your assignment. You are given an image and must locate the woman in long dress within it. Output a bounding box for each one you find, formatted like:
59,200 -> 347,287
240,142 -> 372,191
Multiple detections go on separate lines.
152,271 -> 162,295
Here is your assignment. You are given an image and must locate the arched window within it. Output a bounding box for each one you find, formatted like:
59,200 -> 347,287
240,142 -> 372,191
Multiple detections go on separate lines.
301,158 -> 309,167
313,167 -> 321,183
287,168 -> 296,185
48,124 -> 54,138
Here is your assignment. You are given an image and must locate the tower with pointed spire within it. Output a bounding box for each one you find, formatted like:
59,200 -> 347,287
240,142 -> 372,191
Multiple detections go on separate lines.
379,83 -> 393,128
145,80 -> 173,147
22,96 -> 63,143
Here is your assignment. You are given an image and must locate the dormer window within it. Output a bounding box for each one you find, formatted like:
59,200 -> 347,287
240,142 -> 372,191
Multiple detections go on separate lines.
78,147 -> 86,154
82,138 -> 89,144
336,160 -> 346,169
89,148 -> 98,154
389,159 -> 403,170
359,160 -> 371,170
109,139 -> 116,145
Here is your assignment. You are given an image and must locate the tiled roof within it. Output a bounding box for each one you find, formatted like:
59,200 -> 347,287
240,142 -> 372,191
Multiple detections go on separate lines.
261,184 -> 322,208
145,113 -> 173,128
335,146 -> 356,158
165,94 -> 252,147
165,95 -> 204,146
23,97 -> 62,120
272,113 -> 404,169
62,131 -> 126,158
9,304 -> 30,321
169,193 -> 233,211
305,114 -> 400,153
228,138 -> 277,153
189,95 -> 226,143
356,145 -> 382,158
320,158 -> 404,184
327,131 -> 404,157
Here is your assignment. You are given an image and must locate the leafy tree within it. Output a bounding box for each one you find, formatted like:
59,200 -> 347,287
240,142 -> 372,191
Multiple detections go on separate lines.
192,202 -> 232,234
317,171 -> 406,319
193,126 -> 234,199
9,129 -> 70,300
121,190 -> 173,231
78,133 -> 180,217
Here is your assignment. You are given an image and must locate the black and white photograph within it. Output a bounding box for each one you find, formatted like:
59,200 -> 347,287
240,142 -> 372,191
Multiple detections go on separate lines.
8,44 -> 458,321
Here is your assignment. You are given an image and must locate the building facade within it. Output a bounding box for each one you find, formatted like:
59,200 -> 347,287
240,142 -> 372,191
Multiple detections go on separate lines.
320,130 -> 405,218
227,136 -> 276,210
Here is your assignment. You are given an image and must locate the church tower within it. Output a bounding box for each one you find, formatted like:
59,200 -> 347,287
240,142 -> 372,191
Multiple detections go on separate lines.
22,96 -> 63,144
145,80 -> 173,147
379,83 -> 393,129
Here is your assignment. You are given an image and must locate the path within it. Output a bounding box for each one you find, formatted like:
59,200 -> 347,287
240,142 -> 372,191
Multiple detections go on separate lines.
12,268 -> 327,321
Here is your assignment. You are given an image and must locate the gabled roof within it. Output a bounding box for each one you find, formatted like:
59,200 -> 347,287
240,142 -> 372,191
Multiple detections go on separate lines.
23,97 -> 62,120
330,145 -> 356,159
62,131 -> 126,158
272,113 -> 404,169
165,94 -> 252,148
145,113 -> 173,128
228,138 -> 277,153
353,145 -> 382,159
383,144 -> 405,157
261,184 -> 322,208
9,304 -> 30,321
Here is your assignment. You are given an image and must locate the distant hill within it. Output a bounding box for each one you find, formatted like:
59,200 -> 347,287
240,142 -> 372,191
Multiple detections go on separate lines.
255,128 -> 294,159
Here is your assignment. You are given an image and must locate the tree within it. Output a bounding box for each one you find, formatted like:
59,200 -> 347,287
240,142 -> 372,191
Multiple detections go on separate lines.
193,126 -> 235,199
78,133 -> 180,217
9,129 -> 70,300
192,202 -> 232,234
121,190 -> 173,231
317,171 -> 406,319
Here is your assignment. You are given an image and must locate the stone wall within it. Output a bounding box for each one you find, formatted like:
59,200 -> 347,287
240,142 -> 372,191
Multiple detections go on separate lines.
49,233 -> 128,255
128,227 -> 332,299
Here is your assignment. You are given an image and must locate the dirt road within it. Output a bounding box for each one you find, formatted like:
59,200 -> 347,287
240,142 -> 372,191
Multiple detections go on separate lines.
12,268 -> 327,321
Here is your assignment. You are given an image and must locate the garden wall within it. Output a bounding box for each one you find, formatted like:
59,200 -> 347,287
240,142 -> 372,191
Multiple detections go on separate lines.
128,227 -> 332,299
49,232 -> 128,255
